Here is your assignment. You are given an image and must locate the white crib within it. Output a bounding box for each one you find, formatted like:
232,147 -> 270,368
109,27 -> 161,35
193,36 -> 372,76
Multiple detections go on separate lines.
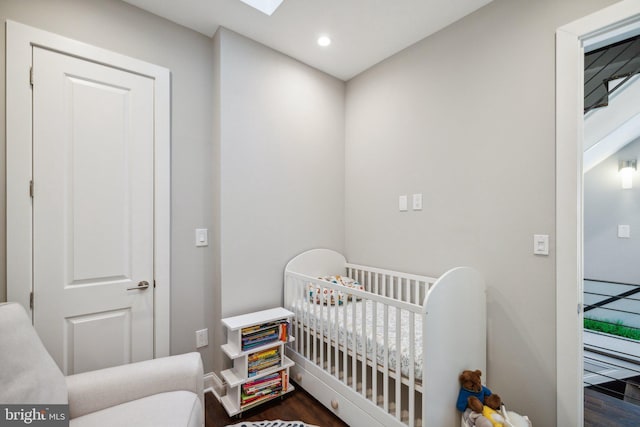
283,249 -> 486,427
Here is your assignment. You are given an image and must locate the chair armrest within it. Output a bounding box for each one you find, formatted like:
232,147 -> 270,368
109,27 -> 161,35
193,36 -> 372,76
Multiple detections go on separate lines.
66,352 -> 203,419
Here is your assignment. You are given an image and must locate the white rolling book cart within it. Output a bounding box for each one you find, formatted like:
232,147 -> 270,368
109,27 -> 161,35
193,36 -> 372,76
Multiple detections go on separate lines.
220,307 -> 295,416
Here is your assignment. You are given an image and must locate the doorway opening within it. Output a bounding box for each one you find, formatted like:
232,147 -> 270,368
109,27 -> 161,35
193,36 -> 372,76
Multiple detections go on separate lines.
581,32 -> 640,420
557,2 -> 640,426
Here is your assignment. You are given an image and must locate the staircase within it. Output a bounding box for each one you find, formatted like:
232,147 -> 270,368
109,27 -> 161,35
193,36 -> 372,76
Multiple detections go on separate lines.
585,34 -> 640,113
583,279 -> 640,409
583,35 -> 640,172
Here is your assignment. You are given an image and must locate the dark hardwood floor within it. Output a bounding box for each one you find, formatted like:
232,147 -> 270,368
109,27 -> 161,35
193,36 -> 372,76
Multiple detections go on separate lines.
584,387 -> 640,427
205,384 -> 348,427
207,383 -> 640,427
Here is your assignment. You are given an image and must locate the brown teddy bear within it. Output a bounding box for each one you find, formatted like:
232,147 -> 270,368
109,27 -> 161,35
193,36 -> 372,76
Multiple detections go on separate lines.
456,370 -> 492,412
457,370 -> 504,427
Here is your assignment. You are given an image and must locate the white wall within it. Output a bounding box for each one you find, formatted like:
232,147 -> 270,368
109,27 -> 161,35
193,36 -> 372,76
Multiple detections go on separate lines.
584,137 -> 640,284
214,28 -> 345,367
345,0 -> 618,425
0,0 -> 216,372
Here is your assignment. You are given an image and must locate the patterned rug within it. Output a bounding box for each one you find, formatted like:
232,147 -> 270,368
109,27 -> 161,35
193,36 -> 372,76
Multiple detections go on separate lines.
225,421 -> 319,427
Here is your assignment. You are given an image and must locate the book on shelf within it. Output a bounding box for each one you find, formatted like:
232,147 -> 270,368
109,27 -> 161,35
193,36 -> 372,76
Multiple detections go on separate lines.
241,320 -> 289,351
247,349 -> 281,376
240,370 -> 288,407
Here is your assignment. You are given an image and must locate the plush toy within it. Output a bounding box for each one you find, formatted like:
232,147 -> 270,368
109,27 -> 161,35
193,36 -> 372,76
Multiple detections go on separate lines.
458,370 -> 507,427
458,369 -> 531,427
456,369 -> 492,413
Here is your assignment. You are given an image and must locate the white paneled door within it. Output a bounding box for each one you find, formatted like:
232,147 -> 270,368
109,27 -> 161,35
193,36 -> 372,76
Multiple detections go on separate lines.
32,46 -> 155,375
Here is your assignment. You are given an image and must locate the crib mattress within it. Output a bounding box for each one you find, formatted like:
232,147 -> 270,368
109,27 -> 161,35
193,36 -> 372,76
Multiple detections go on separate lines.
293,299 -> 423,380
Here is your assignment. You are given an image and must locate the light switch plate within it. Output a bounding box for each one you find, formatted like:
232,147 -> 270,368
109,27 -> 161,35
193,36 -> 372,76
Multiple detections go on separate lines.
618,224 -> 631,238
412,193 -> 423,211
399,195 -> 408,212
533,234 -> 549,255
195,228 -> 208,247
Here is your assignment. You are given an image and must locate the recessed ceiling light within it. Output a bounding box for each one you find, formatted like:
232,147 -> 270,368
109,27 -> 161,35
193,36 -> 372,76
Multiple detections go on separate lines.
317,36 -> 331,47
238,0 -> 284,16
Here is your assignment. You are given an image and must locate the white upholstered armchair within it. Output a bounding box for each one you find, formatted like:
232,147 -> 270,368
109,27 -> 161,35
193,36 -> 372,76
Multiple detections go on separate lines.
0,302 -> 204,427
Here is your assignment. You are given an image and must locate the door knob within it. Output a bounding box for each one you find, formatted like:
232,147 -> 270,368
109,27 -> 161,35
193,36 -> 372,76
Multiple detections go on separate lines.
127,281 -> 150,291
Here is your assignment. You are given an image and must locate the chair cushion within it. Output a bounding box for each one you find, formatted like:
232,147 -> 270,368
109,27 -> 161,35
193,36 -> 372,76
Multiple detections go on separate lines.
69,391 -> 202,427
0,302 -> 67,404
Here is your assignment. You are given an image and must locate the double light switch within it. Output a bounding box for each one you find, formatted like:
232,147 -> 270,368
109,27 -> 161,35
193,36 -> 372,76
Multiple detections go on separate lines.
399,194 -> 423,211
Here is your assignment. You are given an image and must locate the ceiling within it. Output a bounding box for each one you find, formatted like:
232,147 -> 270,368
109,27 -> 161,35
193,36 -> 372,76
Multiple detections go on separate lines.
122,0 -> 494,81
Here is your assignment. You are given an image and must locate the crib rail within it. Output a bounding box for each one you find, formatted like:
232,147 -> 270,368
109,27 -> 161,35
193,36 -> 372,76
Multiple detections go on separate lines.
284,270 -> 425,426
346,263 -> 436,305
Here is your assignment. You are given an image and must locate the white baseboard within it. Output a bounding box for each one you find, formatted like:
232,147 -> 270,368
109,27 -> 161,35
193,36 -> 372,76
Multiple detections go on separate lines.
204,371 -> 226,401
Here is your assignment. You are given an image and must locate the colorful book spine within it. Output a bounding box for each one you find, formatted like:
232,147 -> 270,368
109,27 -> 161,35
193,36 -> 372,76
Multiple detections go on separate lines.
247,347 -> 281,376
240,371 -> 287,407
241,320 -> 289,350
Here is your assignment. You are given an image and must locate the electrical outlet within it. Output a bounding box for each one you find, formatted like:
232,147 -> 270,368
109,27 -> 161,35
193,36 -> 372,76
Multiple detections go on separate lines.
196,328 -> 208,348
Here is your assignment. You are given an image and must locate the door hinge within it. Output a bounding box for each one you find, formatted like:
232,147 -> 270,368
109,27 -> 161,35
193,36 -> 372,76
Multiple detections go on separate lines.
29,180 -> 34,198
29,67 -> 34,86
30,291 -> 34,310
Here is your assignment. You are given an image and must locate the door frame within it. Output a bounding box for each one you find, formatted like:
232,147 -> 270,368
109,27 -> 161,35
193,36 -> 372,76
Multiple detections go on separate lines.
556,2 -> 640,426
5,21 -> 171,358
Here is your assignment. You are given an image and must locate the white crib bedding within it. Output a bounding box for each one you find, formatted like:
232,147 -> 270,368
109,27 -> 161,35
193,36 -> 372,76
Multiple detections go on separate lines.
293,298 -> 423,380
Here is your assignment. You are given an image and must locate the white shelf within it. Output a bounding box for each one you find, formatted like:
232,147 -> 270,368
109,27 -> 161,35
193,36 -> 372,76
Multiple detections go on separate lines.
222,307 -> 293,331
220,307 -> 295,417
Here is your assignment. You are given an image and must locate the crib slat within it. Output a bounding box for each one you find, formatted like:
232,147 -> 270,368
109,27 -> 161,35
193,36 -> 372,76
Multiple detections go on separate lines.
312,287 -> 317,362
352,294 -> 357,391
298,277 -> 303,355
395,306 -> 401,420
320,292 -> 325,372
290,276 -> 294,350
372,298 -> 378,407
343,298 -> 348,384
381,274 -> 386,297
301,278 -> 305,355
383,304 -> 389,412
326,299 -> 331,376
334,301 -> 339,378
367,271 -> 372,293
305,278 -> 309,357
413,279 -> 419,304
296,277 -> 301,354
409,311 -> 415,427
327,299 -> 332,374
374,272 -> 379,295
361,295 -> 367,398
